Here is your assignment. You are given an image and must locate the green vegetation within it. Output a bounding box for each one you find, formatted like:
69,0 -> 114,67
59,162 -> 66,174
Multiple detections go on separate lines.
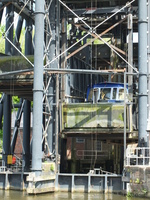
126,191 -> 134,198
12,96 -> 20,104
141,188 -> 148,195
50,164 -> 55,172
19,27 -> 25,54
0,25 -> 5,54
135,178 -> 140,184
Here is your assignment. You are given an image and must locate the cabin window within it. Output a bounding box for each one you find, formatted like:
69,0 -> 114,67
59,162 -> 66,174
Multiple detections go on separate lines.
118,89 -> 124,100
100,88 -> 111,100
112,88 -> 117,99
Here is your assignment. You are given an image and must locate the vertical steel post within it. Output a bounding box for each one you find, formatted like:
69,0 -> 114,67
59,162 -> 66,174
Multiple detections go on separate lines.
147,0 -> 150,140
12,16 -> 23,55
47,0 -> 56,153
2,95 -> 11,166
10,16 -> 23,154
23,100 -> 31,171
124,72 -> 127,166
23,18 -> 33,171
0,94 -> 4,128
32,0 -> 44,173
55,0 -> 60,173
128,12 -> 133,132
5,4 -> 14,55
2,4 -> 13,166
61,16 -> 67,102
25,19 -> 33,55
138,0 -> 148,147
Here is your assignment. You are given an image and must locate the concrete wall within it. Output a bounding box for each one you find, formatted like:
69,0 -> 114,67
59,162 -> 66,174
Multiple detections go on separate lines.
125,166 -> 150,198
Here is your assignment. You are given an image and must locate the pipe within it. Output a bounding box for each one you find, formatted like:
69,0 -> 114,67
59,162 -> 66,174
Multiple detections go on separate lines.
138,0 -> 148,147
147,0 -> 150,133
32,0 -> 44,173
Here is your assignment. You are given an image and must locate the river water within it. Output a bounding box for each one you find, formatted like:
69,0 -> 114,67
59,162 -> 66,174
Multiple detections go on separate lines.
0,191 -> 148,200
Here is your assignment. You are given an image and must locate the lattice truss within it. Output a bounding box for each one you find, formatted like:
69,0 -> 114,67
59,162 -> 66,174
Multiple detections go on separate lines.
0,0 -> 137,159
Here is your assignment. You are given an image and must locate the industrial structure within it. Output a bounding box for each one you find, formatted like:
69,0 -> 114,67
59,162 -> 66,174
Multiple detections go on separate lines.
0,0 -> 150,196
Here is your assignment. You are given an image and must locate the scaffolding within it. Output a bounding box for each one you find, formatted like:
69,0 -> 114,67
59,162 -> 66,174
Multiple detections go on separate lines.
0,0 -> 148,177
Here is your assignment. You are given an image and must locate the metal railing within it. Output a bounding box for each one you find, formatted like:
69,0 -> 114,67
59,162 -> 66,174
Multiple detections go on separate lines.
76,150 -> 108,160
125,147 -> 150,166
0,154 -> 25,172
93,167 -> 117,175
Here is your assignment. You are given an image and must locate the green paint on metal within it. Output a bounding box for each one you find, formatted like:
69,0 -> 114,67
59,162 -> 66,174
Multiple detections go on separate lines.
62,103 -> 127,130
0,55 -> 34,72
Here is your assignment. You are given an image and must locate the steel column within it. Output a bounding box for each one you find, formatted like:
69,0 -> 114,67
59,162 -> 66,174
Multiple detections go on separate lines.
11,15 -> 23,154
32,0 -> 44,172
25,18 -> 33,55
47,0 -> 57,153
0,94 -> 4,129
128,12 -> 133,96
128,11 -> 133,131
147,0 -> 150,134
2,95 -> 11,166
61,17 -> 67,102
12,16 -> 23,55
23,18 -> 32,171
5,4 -> 14,55
23,100 -> 31,171
2,4 -> 14,166
138,0 -> 148,147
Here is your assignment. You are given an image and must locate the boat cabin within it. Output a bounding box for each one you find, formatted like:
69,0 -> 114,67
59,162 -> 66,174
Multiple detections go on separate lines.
86,82 -> 128,103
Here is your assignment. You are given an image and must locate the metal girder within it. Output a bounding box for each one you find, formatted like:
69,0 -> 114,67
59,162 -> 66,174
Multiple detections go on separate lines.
64,6 -> 138,18
12,2 -> 34,22
65,7 -> 128,17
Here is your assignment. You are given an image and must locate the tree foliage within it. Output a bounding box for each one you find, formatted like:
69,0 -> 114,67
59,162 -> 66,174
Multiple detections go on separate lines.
0,25 -> 5,54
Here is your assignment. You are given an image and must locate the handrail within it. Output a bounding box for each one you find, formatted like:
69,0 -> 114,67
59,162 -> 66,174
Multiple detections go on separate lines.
76,150 -> 108,160
125,147 -> 150,166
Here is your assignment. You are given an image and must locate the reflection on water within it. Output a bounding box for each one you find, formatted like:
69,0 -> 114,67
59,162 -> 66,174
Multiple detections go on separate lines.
0,191 -> 148,200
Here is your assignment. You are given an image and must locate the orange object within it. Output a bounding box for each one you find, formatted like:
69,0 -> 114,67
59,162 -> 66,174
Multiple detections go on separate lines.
12,156 -> 16,164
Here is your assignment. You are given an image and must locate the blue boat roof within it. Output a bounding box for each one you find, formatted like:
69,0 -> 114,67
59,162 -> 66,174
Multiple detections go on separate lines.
87,82 -> 128,89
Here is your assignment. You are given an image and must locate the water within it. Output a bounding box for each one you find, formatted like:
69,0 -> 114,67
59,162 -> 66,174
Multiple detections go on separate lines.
0,191 -> 148,200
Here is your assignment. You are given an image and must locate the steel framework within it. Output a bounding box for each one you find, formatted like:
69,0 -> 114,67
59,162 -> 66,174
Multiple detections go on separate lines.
0,0 -> 148,176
